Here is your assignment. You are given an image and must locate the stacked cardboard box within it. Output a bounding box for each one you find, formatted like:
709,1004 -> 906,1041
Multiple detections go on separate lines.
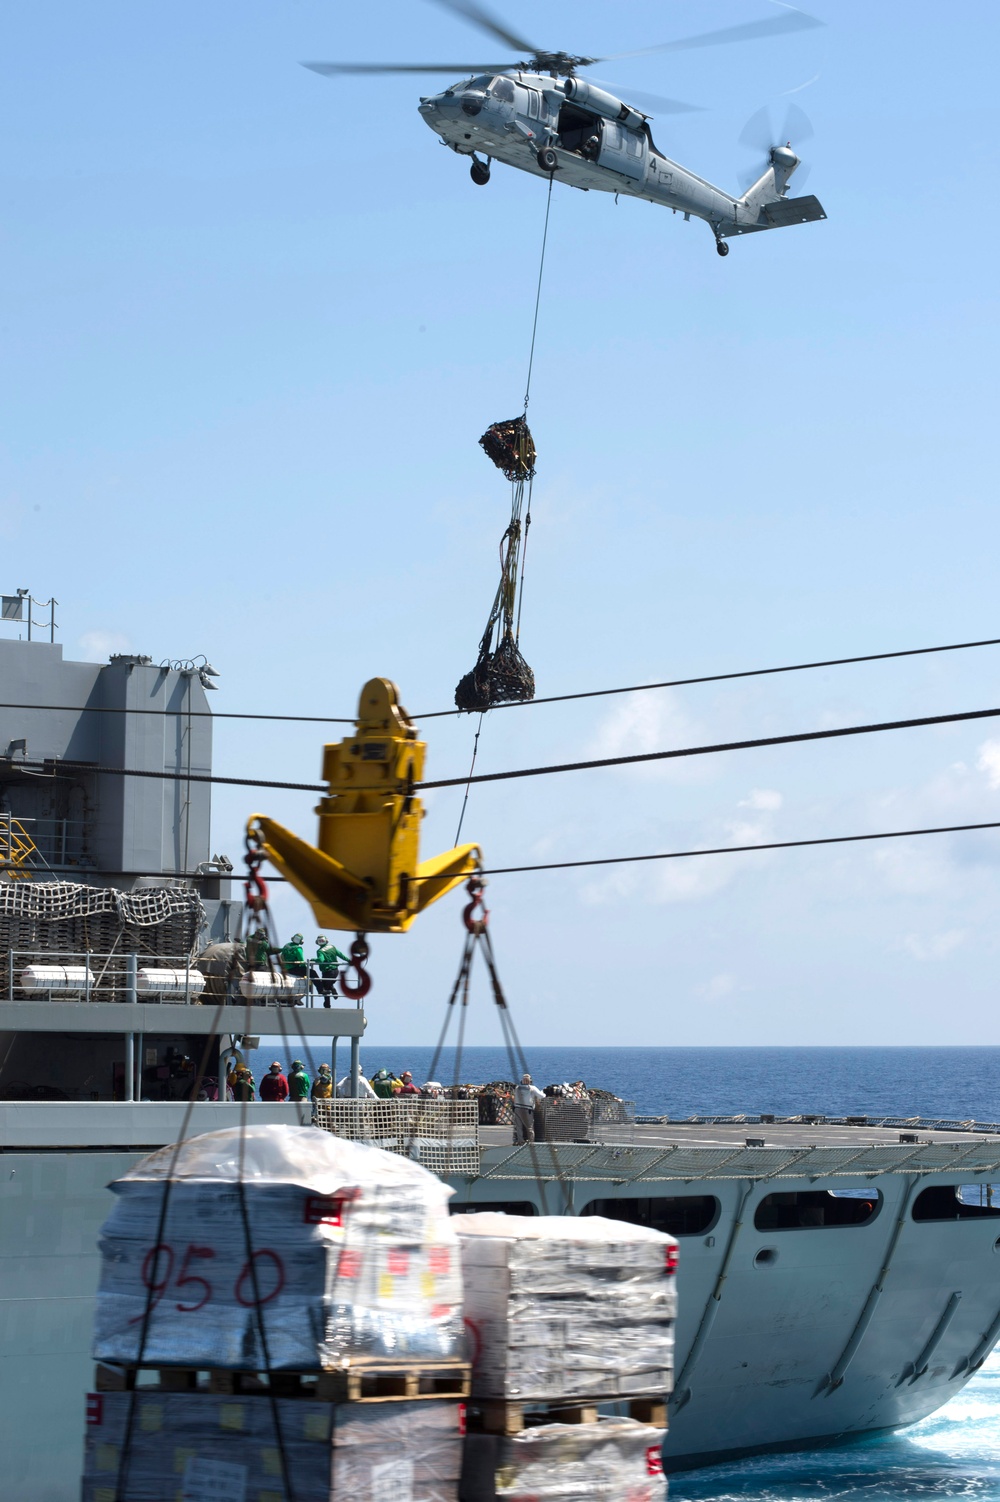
455,1214 -> 676,1401
85,1125 -> 466,1500
93,1124 -> 464,1370
83,1391 -> 463,1502
461,1418 -> 668,1502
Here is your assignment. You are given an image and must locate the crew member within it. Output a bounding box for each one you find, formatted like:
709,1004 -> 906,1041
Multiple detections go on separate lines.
288,1060 -> 311,1101
259,1061 -> 289,1102
336,1063 -> 377,1098
314,936 -> 348,1007
280,934 -> 308,977
311,1063 -> 334,1100
397,1071 -> 420,1097
233,1065 -> 256,1102
513,1072 -> 544,1144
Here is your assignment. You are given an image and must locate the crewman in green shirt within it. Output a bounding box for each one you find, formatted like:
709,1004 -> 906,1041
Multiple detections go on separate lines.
314,935 -> 348,1007
288,1060 -> 311,1101
280,934 -> 307,976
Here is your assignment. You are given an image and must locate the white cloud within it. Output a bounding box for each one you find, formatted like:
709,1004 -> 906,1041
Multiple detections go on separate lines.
696,973 -> 737,1000
900,929 -> 968,961
977,740 -> 1000,790
76,630 -> 131,662
740,788 -> 783,812
587,691 -> 710,783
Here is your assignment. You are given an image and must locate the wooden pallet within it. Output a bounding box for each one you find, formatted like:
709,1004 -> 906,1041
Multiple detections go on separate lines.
468,1394 -> 667,1436
94,1360 -> 471,1404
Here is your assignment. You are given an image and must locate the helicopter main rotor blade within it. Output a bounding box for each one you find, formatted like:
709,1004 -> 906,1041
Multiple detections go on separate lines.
589,78 -> 703,115
595,7 -> 824,66
426,0 -> 540,58
303,61 -> 519,77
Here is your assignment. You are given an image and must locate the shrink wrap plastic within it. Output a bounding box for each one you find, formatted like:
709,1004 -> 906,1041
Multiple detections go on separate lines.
461,1418 -> 666,1501
93,1126 -> 463,1369
82,1391 -> 462,1501
456,1215 -> 676,1401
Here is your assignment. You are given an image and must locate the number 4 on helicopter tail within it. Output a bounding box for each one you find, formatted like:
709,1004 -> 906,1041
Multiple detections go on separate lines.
304,0 -> 827,258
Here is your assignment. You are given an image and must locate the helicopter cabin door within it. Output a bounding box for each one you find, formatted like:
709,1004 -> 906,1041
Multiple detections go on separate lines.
599,121 -> 646,182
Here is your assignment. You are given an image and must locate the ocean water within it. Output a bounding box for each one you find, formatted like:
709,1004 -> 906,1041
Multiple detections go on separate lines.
247,1044 -> 1000,1122
242,1043 -> 1000,1498
671,1353 -> 1000,1502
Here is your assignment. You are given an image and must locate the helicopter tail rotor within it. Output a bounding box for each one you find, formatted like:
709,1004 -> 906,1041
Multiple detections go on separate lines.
738,102 -> 814,192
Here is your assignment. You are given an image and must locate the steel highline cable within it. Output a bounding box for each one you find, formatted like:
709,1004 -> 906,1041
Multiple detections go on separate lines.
7,702 -> 1000,793
4,632 -> 1000,725
75,818 -> 1000,887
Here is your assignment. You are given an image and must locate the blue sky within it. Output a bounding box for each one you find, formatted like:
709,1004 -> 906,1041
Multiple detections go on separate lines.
4,2 -> 1000,1047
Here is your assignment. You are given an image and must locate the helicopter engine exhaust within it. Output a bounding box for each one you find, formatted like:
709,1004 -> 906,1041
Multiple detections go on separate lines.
562,77 -> 645,132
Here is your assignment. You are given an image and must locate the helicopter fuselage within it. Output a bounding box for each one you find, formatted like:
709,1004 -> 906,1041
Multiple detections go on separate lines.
418,72 -> 825,248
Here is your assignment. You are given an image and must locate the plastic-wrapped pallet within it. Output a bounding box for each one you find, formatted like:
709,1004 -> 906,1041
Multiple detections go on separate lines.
455,1215 -> 676,1401
461,1418 -> 666,1502
82,1391 -> 463,1501
93,1125 -> 463,1370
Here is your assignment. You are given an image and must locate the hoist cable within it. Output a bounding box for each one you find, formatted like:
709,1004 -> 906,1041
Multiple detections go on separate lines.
471,818 -> 1000,875
417,703 -> 1000,791
4,632 -> 1000,727
453,712 -> 485,844
522,173 -> 554,415
114,998 -> 230,1500
14,702 -> 1000,798
76,817 -> 1000,887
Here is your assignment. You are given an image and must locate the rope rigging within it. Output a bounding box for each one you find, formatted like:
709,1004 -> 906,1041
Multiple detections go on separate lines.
454,177 -> 554,714
422,872 -> 570,1216
6,630 -> 1000,726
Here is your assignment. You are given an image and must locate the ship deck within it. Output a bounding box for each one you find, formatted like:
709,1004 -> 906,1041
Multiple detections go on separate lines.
474,1116 -> 1000,1183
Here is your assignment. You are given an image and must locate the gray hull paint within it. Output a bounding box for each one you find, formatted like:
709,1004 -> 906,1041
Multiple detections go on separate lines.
4,1136 -> 1000,1499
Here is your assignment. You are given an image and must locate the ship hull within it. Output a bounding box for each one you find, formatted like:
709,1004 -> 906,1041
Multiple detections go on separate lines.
4,1120 -> 1000,1499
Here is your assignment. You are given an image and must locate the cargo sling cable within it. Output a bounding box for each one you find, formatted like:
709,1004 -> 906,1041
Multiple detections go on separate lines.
6,630 -> 1000,725
453,175 -> 553,716
114,873 -> 300,1502
19,700 -> 1000,795
419,873 -> 572,1216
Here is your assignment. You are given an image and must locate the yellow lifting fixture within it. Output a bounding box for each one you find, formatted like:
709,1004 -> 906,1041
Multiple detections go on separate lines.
247,677 -> 481,934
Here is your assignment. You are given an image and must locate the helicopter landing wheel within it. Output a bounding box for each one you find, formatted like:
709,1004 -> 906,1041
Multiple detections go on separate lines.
470,159 -> 490,186
716,240 -> 730,257
536,146 -> 558,173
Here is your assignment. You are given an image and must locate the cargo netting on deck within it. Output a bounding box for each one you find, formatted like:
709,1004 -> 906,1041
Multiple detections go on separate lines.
313,1099 -> 480,1177
0,879 -> 204,971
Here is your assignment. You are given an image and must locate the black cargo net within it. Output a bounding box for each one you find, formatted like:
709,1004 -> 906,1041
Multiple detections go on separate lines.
454,417 -> 537,713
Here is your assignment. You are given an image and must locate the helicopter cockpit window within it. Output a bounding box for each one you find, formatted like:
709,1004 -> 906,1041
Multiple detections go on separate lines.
491,76 -> 515,103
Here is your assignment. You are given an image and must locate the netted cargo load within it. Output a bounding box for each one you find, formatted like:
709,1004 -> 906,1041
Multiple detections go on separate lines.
456,1215 -> 676,1402
461,1418 -> 666,1502
0,878 -> 204,966
83,1391 -> 463,1501
93,1125 -> 463,1370
479,417 -> 536,482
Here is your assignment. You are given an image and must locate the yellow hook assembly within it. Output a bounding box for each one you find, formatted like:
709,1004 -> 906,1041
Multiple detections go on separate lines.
247,677 -> 481,933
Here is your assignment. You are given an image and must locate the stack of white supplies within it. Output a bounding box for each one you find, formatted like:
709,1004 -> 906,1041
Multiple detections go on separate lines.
82,1391 -> 464,1502
93,1124 -> 463,1370
460,1417 -> 667,1502
455,1214 -> 676,1401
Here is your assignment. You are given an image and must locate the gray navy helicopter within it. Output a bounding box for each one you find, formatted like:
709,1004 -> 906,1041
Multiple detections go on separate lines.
305,0 -> 827,256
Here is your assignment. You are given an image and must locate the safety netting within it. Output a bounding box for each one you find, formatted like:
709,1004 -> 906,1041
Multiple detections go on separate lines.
0,879 -> 205,961
314,1099 -> 480,1177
